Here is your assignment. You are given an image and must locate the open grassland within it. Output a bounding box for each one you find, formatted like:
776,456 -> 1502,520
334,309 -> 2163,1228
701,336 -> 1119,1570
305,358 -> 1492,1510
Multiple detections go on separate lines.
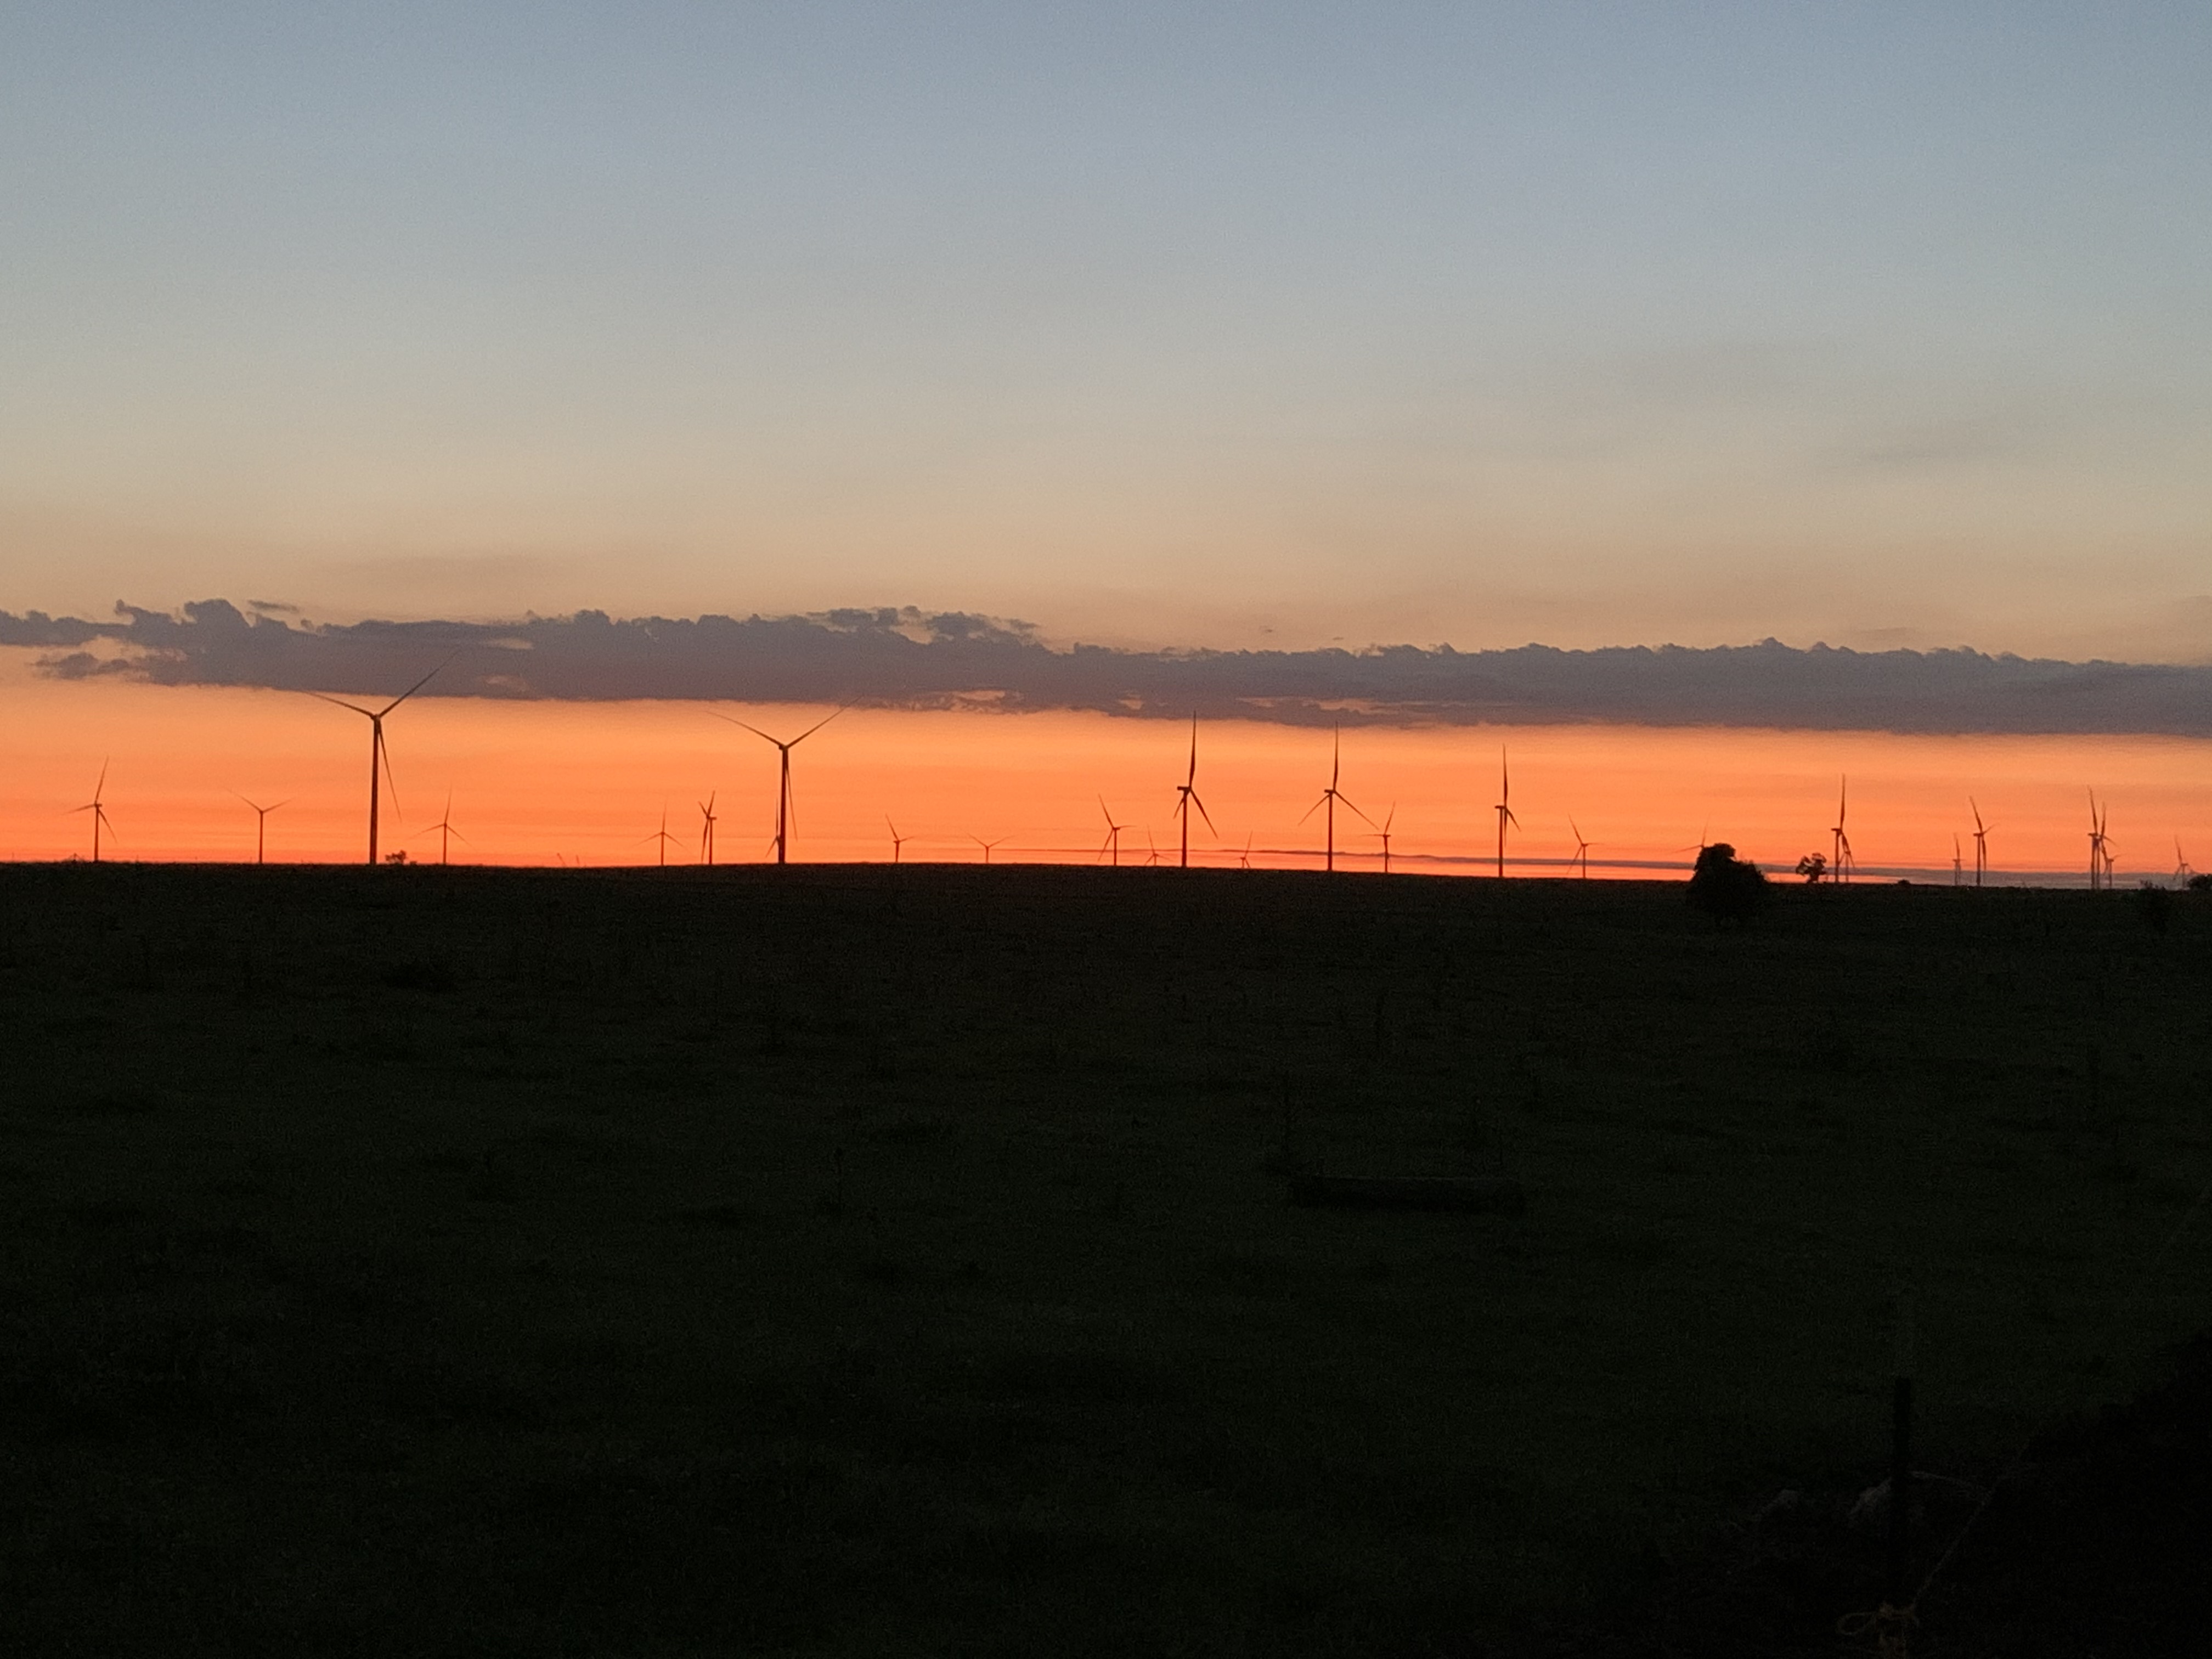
2,863 -> 2207,1656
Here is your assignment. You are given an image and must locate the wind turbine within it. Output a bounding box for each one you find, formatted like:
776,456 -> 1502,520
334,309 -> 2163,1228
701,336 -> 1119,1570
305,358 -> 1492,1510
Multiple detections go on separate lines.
1570,818 -> 1593,880
2086,791 -> 2107,891
1238,830 -> 1254,870
1171,714 -> 1216,869
971,835 -> 1007,866
1830,777 -> 1854,884
415,791 -> 468,866
1970,798 -> 1992,888
1493,748 -> 1519,879
72,763 -> 115,863
887,816 -> 910,864
1097,798 -> 1126,866
2175,838 -> 2192,885
637,806 -> 680,867
308,658 -> 449,865
713,706 -> 843,865
1144,829 -> 1161,867
1952,833 -> 1963,887
1372,804 -> 1397,874
228,791 -> 289,866
698,793 -> 719,867
1297,727 -> 1372,872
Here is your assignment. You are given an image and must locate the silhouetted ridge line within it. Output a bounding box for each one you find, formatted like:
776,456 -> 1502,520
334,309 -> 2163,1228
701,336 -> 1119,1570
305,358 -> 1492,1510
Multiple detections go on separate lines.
4,599 -> 2210,736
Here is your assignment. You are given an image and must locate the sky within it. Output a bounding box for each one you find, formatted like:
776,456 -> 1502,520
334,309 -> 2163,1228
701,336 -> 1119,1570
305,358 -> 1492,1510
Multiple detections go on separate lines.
3,3 -> 2208,658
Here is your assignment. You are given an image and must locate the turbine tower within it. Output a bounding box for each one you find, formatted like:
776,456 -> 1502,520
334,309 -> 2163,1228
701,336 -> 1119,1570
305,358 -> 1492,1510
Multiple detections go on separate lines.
309,658 -> 449,865
416,791 -> 467,866
1570,818 -> 1593,879
698,793 -> 718,867
1830,776 -> 1854,885
886,816 -> 910,864
637,806 -> 680,867
1970,798 -> 1991,888
1097,798 -> 1126,866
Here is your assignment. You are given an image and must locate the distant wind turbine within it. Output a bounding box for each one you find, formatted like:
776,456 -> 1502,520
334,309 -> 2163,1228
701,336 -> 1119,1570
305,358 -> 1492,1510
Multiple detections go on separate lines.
1493,748 -> 1519,878
1297,727 -> 1372,872
1970,798 -> 1992,888
415,791 -> 469,866
2175,838 -> 2192,885
1172,715 -> 1216,869
1372,804 -> 1397,874
1238,830 -> 1254,870
971,834 -> 1007,866
72,762 -> 115,863
886,816 -> 910,864
1570,818 -> 1593,880
1830,777 -> 1855,885
228,791 -> 289,866
637,805 -> 680,867
1952,833 -> 1963,887
1097,798 -> 1126,866
2087,791 -> 2108,891
714,707 -> 843,865
698,793 -> 719,867
308,657 -> 449,865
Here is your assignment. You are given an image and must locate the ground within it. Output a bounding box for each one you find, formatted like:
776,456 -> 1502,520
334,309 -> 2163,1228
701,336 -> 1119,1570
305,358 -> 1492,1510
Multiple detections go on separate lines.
1,862 -> 2206,1655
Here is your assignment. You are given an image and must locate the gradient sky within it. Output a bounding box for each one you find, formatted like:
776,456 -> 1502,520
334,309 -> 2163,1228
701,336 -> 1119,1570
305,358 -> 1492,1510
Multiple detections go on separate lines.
3,3 -> 2207,656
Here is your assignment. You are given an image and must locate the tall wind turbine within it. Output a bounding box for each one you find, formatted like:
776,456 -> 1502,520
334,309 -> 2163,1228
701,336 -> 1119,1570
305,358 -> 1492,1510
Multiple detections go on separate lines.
2086,791 -> 2107,891
698,793 -> 719,867
1297,727 -> 1371,872
1172,715 -> 1216,869
886,816 -> 910,864
309,658 -> 448,865
2175,838 -> 2192,885
228,791 -> 289,866
1970,798 -> 1992,888
416,791 -> 468,866
1097,798 -> 1126,866
1493,748 -> 1519,879
637,806 -> 680,867
1570,818 -> 1593,880
72,763 -> 115,863
1952,833 -> 1963,887
714,707 -> 842,865
1830,777 -> 1854,885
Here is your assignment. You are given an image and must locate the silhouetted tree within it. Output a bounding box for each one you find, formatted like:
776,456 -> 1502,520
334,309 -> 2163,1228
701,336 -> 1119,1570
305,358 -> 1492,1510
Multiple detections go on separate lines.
1795,853 -> 1827,884
2134,881 -> 2172,935
2188,873 -> 2212,893
1688,843 -> 1770,924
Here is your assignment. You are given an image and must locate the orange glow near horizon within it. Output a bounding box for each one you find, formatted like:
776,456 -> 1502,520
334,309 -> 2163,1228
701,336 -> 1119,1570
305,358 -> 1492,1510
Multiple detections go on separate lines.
4,651 -> 2209,884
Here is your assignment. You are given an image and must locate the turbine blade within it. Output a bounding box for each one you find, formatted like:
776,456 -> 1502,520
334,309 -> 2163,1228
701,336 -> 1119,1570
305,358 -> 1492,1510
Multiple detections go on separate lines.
308,691 -> 375,716
377,727 -> 403,820
1297,795 -> 1325,826
1340,795 -> 1376,828
376,652 -> 455,717
713,713 -> 783,746
1191,791 -> 1216,834
789,705 -> 847,745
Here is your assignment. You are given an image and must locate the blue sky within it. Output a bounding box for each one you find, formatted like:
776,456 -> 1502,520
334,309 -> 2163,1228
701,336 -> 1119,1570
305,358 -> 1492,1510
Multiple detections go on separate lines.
2,3 -> 2207,655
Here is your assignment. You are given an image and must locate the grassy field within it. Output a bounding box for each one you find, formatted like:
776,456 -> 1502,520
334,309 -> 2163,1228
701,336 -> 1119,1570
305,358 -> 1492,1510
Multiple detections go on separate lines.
2,862 -> 2207,1655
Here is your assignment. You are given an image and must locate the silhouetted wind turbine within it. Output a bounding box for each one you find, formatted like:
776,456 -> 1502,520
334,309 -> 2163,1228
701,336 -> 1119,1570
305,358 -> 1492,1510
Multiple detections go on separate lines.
1171,715 -> 1216,869
1097,798 -> 1126,866
887,816 -> 910,864
971,834 -> 1007,866
415,791 -> 469,866
1952,833 -> 1963,887
2174,838 -> 2192,885
309,658 -> 449,865
228,791 -> 289,866
1970,798 -> 1991,888
1830,777 -> 1854,884
1570,818 -> 1593,880
2086,791 -> 2107,891
1372,804 -> 1397,874
1297,728 -> 1372,872
1144,829 -> 1161,867
1238,831 -> 1254,870
1493,748 -> 1519,878
637,806 -> 680,867
714,707 -> 842,865
72,762 -> 115,863
698,793 -> 718,867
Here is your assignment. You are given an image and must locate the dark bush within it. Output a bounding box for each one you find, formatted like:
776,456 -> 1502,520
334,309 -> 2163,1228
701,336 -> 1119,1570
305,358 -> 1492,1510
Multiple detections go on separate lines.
1687,843 -> 1770,924
2132,882 -> 2172,935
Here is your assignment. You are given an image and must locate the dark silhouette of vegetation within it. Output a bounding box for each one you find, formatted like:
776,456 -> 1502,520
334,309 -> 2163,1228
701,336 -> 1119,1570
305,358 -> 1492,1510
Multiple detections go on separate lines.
2189,872 -> 2212,893
2132,881 -> 2172,934
1795,852 -> 1827,883
1688,842 -> 1771,922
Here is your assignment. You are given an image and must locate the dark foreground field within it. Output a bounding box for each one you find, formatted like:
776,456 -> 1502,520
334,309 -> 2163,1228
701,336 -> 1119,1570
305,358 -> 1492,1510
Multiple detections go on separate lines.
2,862 -> 2207,1656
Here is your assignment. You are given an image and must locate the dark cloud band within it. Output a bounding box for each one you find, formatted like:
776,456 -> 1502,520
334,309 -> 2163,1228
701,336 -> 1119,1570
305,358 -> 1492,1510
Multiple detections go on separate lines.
3,600 -> 2206,737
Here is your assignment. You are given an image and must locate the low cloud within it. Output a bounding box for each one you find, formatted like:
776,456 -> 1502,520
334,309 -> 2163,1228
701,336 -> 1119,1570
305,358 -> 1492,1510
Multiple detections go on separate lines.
4,599 -> 2210,737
